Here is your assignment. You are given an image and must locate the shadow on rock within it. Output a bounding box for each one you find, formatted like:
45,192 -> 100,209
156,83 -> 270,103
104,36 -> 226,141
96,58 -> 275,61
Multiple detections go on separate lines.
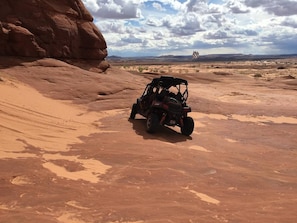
128,118 -> 192,143
0,56 -> 38,68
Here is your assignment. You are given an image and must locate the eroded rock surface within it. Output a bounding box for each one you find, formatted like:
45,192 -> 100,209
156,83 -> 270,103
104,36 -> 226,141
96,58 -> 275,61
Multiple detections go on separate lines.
0,0 -> 107,60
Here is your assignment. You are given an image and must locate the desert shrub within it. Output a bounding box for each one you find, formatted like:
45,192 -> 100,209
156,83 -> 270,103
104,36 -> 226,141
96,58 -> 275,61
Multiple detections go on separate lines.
213,71 -> 232,76
277,66 -> 286,69
138,66 -> 144,73
254,73 -> 262,78
283,75 -> 296,79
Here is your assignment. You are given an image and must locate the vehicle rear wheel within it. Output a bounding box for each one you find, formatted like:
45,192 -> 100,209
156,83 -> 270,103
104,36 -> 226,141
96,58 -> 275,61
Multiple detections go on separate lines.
146,113 -> 159,133
181,117 -> 194,136
129,103 -> 137,119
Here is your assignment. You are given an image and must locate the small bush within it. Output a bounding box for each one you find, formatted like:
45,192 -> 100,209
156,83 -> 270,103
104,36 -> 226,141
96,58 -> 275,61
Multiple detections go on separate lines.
138,66 -> 144,73
277,66 -> 286,69
283,75 -> 296,79
213,71 -> 232,76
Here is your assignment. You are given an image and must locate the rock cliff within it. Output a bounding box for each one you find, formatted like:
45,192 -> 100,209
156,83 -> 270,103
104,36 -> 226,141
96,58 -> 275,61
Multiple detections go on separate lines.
0,0 -> 107,61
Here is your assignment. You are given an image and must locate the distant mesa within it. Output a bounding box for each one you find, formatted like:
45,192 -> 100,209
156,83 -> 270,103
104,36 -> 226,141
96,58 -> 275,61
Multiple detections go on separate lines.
0,0 -> 107,63
108,53 -> 297,63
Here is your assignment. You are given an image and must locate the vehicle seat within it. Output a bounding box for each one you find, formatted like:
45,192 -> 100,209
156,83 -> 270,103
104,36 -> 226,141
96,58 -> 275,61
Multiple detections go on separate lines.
157,89 -> 168,101
176,92 -> 183,102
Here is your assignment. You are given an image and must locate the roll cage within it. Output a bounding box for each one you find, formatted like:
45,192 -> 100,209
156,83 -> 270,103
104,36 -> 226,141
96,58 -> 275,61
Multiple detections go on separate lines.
141,76 -> 189,104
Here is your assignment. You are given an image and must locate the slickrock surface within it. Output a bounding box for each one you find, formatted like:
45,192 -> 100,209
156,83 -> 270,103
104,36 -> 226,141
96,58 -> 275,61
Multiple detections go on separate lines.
1,58 -> 297,222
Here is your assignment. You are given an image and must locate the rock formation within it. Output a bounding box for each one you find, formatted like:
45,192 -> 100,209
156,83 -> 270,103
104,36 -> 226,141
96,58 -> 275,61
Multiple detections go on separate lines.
0,0 -> 107,61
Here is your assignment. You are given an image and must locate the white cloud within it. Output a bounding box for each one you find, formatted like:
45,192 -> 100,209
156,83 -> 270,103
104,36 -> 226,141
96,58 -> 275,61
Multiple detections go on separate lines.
281,17 -> 297,28
83,0 -> 297,56
121,34 -> 143,44
244,0 -> 297,16
226,0 -> 250,13
156,0 -> 186,11
82,0 -> 142,19
152,2 -> 165,11
82,0 -> 100,12
146,18 -> 162,27
204,30 -> 230,39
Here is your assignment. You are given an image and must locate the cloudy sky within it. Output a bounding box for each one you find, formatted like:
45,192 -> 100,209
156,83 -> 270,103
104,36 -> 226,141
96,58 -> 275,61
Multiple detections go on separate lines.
82,0 -> 297,57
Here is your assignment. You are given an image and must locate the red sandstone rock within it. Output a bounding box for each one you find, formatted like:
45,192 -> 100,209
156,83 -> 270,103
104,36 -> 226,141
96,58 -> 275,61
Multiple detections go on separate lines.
0,0 -> 107,60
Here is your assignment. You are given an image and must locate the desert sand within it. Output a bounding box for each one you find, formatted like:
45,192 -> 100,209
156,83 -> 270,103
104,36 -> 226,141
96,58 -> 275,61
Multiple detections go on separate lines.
1,57 -> 297,223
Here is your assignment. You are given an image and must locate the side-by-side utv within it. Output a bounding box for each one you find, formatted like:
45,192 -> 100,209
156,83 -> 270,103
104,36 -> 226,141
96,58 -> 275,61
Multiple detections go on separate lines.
130,76 -> 194,136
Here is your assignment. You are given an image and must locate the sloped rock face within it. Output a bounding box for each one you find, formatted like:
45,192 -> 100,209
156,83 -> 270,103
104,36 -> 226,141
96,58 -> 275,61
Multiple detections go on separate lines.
0,0 -> 107,60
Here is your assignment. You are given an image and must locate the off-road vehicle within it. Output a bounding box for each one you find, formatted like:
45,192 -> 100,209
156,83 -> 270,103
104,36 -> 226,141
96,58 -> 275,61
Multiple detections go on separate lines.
130,76 -> 194,136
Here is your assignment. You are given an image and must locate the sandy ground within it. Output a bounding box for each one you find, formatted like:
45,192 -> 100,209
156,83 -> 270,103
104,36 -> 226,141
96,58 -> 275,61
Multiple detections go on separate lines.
1,57 -> 297,223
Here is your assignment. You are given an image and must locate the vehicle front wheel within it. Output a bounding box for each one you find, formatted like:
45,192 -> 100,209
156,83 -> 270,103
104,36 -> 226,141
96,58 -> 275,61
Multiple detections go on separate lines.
129,103 -> 138,119
181,117 -> 194,136
146,113 -> 159,133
